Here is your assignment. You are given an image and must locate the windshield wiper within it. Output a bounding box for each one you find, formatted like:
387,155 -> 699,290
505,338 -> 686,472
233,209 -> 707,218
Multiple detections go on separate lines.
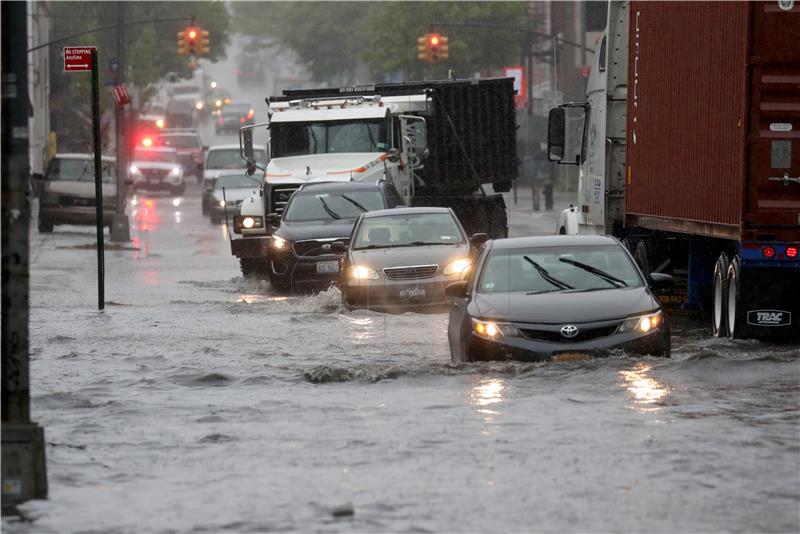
355,244 -> 391,250
318,197 -> 341,219
558,258 -> 628,287
340,194 -> 367,212
523,256 -> 574,290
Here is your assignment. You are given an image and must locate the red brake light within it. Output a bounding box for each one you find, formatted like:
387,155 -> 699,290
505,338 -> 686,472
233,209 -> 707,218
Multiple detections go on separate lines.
239,117 -> 245,123
761,245 -> 775,259
786,245 -> 798,259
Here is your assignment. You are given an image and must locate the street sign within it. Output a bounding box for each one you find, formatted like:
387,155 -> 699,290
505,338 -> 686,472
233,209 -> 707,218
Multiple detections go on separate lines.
112,84 -> 131,107
503,66 -> 527,109
63,46 -> 96,72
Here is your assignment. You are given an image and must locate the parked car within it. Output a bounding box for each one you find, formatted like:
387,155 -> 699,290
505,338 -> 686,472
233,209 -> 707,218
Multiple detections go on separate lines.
202,144 -> 266,215
338,207 -> 473,309
445,235 -> 672,363
208,171 -> 261,225
216,102 -> 254,134
129,147 -> 185,195
157,129 -> 205,178
266,180 -> 405,290
36,153 -> 118,233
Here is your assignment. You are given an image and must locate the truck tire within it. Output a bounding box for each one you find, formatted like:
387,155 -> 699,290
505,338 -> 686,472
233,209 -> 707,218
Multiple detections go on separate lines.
725,255 -> 744,339
634,240 -> 652,277
38,217 -> 54,233
712,252 -> 729,337
268,271 -> 291,292
240,258 -> 267,280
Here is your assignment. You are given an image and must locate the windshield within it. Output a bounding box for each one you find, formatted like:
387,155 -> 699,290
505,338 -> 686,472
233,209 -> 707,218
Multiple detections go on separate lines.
159,135 -> 200,148
47,158 -> 116,184
478,244 -> 643,294
134,149 -> 177,163
353,212 -> 464,249
284,190 -> 385,222
271,119 -> 389,157
206,148 -> 265,169
215,174 -> 258,190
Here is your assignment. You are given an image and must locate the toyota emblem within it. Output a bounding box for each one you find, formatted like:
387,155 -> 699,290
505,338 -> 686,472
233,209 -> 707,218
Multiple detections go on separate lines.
561,325 -> 579,338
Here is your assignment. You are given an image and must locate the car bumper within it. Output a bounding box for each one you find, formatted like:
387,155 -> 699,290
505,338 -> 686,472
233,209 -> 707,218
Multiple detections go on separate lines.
40,206 -> 114,225
466,327 -> 670,362
270,252 -> 343,286
133,178 -> 182,191
343,275 -> 463,309
231,236 -> 270,259
209,204 -> 240,220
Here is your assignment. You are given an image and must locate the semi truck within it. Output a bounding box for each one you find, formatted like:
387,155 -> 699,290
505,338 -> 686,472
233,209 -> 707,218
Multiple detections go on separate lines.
547,0 -> 799,340
232,78 -> 517,277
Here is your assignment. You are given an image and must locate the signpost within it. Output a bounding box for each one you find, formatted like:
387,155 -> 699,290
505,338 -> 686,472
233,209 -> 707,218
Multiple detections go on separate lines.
63,46 -> 104,311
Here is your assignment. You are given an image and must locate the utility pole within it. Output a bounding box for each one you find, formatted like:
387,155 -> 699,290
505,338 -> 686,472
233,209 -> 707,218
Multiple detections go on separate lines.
111,0 -> 130,242
2,0 -> 48,514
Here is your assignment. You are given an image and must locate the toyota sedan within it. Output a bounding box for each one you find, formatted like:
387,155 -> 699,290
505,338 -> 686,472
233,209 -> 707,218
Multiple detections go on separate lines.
445,235 -> 671,362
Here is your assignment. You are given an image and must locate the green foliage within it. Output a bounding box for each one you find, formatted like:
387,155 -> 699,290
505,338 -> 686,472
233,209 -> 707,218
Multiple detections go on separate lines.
232,1 -> 529,83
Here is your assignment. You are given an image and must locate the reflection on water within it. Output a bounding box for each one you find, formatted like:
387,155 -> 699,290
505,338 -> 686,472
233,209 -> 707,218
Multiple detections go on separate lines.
171,198 -> 182,207
469,378 -> 506,434
619,363 -> 669,411
174,211 -> 182,224
133,197 -> 160,232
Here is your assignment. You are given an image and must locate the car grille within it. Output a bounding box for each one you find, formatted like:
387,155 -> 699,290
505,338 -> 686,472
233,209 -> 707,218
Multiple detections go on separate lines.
293,239 -> 349,258
519,324 -> 619,343
383,265 -> 439,280
269,184 -> 300,216
142,169 -> 168,180
61,196 -> 96,207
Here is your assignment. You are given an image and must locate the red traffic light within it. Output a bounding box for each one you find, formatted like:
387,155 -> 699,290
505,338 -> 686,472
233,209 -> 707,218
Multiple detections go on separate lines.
188,29 -> 197,39
429,35 -> 440,46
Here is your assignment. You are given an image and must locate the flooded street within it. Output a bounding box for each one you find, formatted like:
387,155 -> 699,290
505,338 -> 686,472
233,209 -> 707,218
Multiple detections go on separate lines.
8,181 -> 799,533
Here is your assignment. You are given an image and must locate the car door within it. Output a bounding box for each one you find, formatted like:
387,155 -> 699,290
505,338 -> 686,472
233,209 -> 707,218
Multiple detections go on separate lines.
447,245 -> 486,362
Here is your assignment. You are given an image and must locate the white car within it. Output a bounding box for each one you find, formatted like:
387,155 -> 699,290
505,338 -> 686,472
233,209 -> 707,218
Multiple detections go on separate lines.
201,144 -> 266,216
129,147 -> 185,195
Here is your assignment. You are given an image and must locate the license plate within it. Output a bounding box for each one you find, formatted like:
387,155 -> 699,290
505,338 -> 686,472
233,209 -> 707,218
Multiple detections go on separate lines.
553,352 -> 592,363
399,287 -> 426,299
316,260 -> 339,274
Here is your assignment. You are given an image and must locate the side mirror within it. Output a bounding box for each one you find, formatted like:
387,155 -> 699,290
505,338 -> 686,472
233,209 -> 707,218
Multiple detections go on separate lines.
240,127 -> 256,176
649,272 -> 673,290
445,280 -> 469,299
266,212 -> 281,226
547,107 -> 566,162
330,241 -> 347,253
470,233 -> 489,248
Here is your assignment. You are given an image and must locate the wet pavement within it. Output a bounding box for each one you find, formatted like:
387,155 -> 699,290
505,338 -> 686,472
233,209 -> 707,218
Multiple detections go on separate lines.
6,169 -> 799,533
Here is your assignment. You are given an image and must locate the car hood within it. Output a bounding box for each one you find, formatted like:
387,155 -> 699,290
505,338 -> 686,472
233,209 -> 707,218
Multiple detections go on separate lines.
212,187 -> 258,203
351,244 -> 469,271
45,181 -> 116,197
276,219 -> 357,242
204,168 -> 248,180
131,161 -> 180,171
472,286 -> 659,324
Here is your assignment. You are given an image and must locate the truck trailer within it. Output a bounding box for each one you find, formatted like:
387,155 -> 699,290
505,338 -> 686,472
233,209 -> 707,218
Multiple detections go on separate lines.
232,78 -> 517,278
548,0 -> 799,340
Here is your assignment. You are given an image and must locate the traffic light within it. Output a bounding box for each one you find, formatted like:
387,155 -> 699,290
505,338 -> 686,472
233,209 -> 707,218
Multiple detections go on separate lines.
178,26 -> 210,58
417,33 -> 449,63
195,29 -> 210,56
177,30 -> 190,56
185,26 -> 200,52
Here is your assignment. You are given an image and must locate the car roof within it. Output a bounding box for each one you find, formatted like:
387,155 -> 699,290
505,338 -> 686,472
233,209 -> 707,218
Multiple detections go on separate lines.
297,181 -> 383,193
360,206 -> 452,219
488,235 -> 620,250
54,153 -> 115,163
208,144 -> 265,151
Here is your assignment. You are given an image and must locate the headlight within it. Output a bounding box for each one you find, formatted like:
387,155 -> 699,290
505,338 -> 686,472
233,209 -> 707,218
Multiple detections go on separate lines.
129,165 -> 140,175
170,167 -> 182,176
444,258 -> 471,276
155,119 -> 165,129
347,265 -> 379,280
233,215 -> 263,234
218,200 -> 226,207
272,235 -> 287,250
617,311 -> 664,334
195,101 -> 204,110
472,318 -> 519,339
215,99 -> 222,107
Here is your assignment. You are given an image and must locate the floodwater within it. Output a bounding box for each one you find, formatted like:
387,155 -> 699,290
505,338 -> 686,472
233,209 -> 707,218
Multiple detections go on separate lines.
7,180 -> 799,534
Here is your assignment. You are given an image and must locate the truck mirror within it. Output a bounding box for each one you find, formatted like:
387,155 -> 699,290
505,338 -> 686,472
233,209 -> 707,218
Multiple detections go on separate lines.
548,107 -> 566,162
240,126 -> 256,176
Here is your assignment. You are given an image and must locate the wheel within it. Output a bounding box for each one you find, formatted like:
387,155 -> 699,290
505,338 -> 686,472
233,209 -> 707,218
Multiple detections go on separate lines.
38,217 -> 53,233
711,252 -> 729,337
634,239 -> 652,277
268,270 -> 291,292
172,184 -> 186,196
201,198 -> 209,216
240,258 -> 267,279
725,256 -> 744,339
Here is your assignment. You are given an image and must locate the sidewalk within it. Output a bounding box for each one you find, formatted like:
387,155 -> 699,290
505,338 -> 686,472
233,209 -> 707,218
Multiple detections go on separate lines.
503,186 -> 574,238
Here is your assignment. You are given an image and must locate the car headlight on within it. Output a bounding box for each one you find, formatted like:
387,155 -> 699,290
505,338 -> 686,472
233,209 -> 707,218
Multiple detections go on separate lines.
215,99 -> 222,107
272,235 -> 287,250
195,101 -> 204,110
617,311 -> 664,334
232,215 -> 263,234
155,118 -> 165,128
218,200 -> 226,207
129,165 -> 140,175
472,318 -> 519,339
347,265 -> 379,280
444,258 -> 471,276
170,167 -> 182,176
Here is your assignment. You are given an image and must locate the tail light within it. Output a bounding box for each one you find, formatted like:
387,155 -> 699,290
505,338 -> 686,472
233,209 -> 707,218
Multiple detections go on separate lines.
786,245 -> 798,259
762,245 -> 775,259
141,137 -> 153,147
239,117 -> 245,124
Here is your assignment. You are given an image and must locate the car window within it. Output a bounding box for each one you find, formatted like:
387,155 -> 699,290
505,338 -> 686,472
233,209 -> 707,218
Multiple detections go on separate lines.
206,148 -> 265,168
159,135 -> 199,148
215,174 -> 258,189
353,212 -> 464,249
284,190 -> 385,222
133,149 -> 178,163
478,244 -> 643,294
47,158 -> 116,184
